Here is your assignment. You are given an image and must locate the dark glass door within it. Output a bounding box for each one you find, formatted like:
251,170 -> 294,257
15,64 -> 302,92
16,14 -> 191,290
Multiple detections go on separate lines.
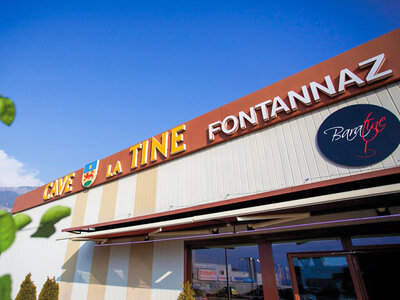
355,249 -> 400,300
288,253 -> 359,300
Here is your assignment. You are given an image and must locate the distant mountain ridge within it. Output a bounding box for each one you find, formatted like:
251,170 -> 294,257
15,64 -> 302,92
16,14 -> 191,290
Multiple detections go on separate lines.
0,186 -> 36,212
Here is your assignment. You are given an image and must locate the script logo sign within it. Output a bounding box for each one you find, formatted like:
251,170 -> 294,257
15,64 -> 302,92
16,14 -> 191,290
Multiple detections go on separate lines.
317,104 -> 400,167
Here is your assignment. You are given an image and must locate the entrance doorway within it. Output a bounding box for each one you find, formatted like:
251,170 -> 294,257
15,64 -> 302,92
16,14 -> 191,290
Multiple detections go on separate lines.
288,253 -> 358,300
356,249 -> 400,300
188,235 -> 400,299
288,249 -> 400,300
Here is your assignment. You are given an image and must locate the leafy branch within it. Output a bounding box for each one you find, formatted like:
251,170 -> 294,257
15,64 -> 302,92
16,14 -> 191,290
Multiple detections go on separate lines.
0,206 -> 71,300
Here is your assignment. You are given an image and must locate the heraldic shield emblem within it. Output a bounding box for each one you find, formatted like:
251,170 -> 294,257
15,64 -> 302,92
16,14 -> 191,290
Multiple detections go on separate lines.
82,160 -> 99,188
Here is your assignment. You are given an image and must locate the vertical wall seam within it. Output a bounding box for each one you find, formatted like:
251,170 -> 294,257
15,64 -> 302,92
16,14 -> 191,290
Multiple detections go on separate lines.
86,180 -> 119,300
126,243 -> 154,300
133,167 -> 158,216
98,180 -> 119,223
59,193 -> 89,300
125,167 -> 158,299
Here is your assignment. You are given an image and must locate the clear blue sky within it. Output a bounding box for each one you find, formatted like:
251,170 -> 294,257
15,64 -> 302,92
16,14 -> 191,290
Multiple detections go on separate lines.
0,0 -> 399,186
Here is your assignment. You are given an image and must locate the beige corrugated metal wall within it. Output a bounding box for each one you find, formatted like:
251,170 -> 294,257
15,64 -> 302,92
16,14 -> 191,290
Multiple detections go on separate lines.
155,82 -> 400,213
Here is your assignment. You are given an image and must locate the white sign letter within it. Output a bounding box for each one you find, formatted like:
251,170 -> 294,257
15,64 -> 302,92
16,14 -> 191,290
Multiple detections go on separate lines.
208,121 -> 222,142
359,53 -> 393,84
255,100 -> 272,121
239,107 -> 258,129
288,85 -> 312,111
310,75 -> 337,102
338,68 -> 365,93
221,115 -> 239,135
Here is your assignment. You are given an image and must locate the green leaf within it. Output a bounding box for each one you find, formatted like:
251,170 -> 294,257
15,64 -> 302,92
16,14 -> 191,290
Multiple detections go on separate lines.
0,274 -> 11,300
31,206 -> 71,238
13,213 -> 32,230
0,210 -> 16,253
39,206 -> 71,225
0,96 -> 16,126
30,223 -> 56,238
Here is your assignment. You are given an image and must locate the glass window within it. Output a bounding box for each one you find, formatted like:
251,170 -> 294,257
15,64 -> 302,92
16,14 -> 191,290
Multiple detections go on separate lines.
192,245 -> 264,299
291,255 -> 357,300
192,248 -> 227,298
271,239 -> 343,300
351,235 -> 400,246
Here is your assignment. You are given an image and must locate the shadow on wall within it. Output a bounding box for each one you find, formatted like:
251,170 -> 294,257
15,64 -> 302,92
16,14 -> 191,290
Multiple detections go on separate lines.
58,241 -> 95,284
58,241 -> 157,288
57,239 -> 183,297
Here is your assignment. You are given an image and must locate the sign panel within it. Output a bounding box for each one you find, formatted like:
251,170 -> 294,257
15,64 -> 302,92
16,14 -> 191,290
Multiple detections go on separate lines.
317,104 -> 400,167
198,269 -> 218,281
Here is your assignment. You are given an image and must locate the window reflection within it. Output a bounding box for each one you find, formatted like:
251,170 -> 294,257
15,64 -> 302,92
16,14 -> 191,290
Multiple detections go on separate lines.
192,248 -> 227,299
351,235 -> 400,246
192,245 -> 264,299
292,256 -> 357,300
272,239 -> 342,300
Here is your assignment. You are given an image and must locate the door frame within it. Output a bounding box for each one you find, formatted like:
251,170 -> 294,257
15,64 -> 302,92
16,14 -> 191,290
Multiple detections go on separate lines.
287,251 -> 368,300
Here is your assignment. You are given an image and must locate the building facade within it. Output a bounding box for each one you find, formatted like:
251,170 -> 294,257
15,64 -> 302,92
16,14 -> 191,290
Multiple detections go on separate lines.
3,29 -> 400,300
